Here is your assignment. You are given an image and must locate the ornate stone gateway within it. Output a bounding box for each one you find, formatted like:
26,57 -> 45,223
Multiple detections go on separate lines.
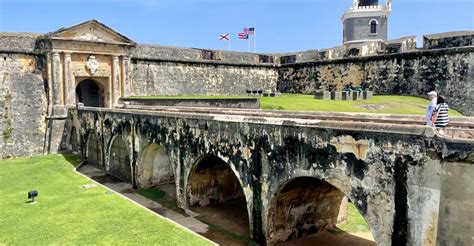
40,19 -> 135,108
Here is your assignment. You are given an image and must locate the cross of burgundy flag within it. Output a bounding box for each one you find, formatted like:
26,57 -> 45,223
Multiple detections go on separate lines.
219,33 -> 230,41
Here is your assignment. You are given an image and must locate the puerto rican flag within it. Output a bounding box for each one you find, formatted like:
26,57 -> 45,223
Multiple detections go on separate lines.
238,32 -> 249,39
219,33 -> 230,41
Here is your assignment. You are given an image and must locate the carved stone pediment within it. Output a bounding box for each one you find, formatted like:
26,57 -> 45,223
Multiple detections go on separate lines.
44,19 -> 135,46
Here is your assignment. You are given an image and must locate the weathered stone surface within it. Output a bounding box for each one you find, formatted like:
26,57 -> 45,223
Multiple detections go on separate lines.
130,60 -> 277,96
0,53 -> 46,158
267,177 -> 346,243
278,48 -> 474,116
424,31 -> 474,49
0,32 -> 40,53
71,107 -> 474,245
120,98 -> 260,109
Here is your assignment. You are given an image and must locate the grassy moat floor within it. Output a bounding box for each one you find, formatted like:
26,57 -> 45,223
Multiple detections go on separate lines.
124,94 -> 463,116
0,154 -> 373,245
0,155 -> 211,245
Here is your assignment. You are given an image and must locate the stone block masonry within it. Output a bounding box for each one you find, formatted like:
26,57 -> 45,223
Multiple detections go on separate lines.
0,52 -> 47,158
130,58 -> 278,96
73,106 -> 474,245
0,20 -> 473,160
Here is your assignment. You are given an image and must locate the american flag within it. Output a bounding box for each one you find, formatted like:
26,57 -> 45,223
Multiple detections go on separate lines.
244,27 -> 255,35
238,32 -> 249,39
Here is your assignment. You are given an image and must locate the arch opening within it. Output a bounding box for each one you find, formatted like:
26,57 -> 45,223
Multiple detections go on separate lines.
109,137 -> 132,182
348,48 -> 360,57
267,177 -> 375,245
138,143 -> 174,188
187,155 -> 250,239
76,79 -> 103,107
370,20 -> 378,34
87,133 -> 103,168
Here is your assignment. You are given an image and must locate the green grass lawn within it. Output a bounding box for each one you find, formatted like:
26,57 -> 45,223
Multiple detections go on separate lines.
263,94 -> 462,115
0,154 -> 211,245
123,94 -> 462,116
338,203 -> 370,233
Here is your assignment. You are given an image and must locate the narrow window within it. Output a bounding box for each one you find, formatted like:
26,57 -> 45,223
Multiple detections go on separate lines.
370,20 -> 377,34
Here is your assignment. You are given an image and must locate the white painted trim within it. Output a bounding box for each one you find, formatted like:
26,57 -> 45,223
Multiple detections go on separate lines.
342,9 -> 387,20
369,19 -> 379,25
344,39 -> 385,45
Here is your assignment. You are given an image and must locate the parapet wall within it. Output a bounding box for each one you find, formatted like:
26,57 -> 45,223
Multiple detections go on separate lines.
130,44 -> 278,96
133,44 -> 273,64
0,33 -> 40,53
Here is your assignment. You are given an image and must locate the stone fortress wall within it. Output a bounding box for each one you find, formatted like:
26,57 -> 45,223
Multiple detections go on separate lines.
275,32 -> 474,116
130,44 -> 278,96
0,33 -> 47,158
0,27 -> 473,158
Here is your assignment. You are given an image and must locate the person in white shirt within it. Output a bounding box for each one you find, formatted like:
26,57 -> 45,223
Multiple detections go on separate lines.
425,91 -> 437,126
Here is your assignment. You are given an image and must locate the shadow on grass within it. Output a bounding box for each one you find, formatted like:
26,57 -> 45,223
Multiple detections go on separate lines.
137,188 -> 184,214
60,153 -> 83,168
197,217 -> 257,246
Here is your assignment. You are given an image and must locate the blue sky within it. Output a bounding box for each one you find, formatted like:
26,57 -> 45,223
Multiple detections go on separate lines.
0,0 -> 472,52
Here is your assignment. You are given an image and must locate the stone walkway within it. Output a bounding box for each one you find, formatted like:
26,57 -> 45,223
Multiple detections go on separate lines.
76,165 -> 209,234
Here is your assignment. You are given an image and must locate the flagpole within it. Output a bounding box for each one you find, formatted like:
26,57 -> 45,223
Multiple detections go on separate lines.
248,37 -> 250,52
254,29 -> 257,52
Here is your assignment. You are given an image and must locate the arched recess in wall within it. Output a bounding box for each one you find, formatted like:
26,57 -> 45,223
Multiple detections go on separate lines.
137,143 -> 174,188
87,132 -> 103,168
76,79 -> 104,107
69,127 -> 79,152
186,155 -> 251,238
108,136 -> 132,183
266,176 -> 376,245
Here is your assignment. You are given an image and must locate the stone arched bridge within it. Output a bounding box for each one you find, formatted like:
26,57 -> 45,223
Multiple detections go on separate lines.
66,106 -> 474,245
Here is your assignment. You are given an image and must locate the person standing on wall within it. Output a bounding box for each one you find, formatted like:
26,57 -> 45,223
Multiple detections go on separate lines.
431,96 -> 449,128
425,91 -> 438,126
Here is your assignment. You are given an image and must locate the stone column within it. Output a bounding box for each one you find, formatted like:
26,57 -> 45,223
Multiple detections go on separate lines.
46,52 -> 53,107
121,56 -> 130,97
52,52 -> 62,105
112,55 -> 120,106
63,52 -> 74,106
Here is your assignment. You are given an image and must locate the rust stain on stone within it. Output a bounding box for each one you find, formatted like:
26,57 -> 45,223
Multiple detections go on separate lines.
330,135 -> 369,160
18,55 -> 36,73
423,212 -> 438,246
